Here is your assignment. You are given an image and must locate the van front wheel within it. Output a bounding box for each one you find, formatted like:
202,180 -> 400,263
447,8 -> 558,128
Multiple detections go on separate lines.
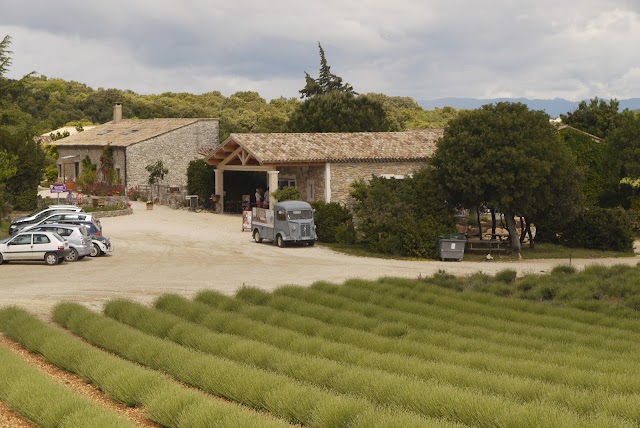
276,234 -> 285,248
253,230 -> 263,243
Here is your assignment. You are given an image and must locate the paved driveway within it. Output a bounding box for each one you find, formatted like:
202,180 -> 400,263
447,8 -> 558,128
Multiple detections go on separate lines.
1,201 -> 638,317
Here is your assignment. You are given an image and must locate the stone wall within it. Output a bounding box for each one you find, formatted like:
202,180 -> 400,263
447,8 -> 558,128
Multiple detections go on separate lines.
277,165 -> 325,202
329,161 -> 425,206
56,119 -> 219,191
56,147 -> 126,185
275,161 -> 425,207
126,119 -> 219,188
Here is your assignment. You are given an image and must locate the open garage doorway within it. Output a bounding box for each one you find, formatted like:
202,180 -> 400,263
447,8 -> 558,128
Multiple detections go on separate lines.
222,170 -> 268,213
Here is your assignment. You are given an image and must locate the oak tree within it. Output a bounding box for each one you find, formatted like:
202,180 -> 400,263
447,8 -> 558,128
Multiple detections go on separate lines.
431,102 -> 583,252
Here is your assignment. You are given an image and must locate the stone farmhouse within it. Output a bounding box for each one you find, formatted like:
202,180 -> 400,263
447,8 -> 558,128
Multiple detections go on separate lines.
52,103 -> 219,190
205,129 -> 444,210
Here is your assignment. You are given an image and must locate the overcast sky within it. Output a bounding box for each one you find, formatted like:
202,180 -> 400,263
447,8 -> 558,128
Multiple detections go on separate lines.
1,1 -> 639,102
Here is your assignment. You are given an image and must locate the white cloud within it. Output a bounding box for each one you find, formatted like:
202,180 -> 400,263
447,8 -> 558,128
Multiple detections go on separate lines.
1,0 -> 639,101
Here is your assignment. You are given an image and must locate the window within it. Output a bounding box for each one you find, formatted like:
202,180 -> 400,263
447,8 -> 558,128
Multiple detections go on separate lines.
33,234 -> 50,244
286,210 -> 313,220
276,210 -> 286,221
306,180 -> 315,201
12,235 -> 32,245
278,178 -> 296,189
56,228 -> 71,237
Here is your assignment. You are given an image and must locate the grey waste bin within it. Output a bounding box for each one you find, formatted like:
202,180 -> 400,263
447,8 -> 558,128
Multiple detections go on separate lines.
438,234 -> 466,261
186,195 -> 198,209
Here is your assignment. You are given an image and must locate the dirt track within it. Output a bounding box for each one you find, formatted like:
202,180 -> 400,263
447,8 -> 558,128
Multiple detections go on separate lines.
1,200 -> 638,318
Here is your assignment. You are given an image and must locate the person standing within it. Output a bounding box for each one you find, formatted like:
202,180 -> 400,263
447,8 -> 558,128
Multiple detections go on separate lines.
255,188 -> 262,208
263,187 -> 269,209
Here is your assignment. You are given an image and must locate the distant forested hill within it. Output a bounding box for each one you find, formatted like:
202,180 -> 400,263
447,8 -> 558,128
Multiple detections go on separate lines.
418,97 -> 640,117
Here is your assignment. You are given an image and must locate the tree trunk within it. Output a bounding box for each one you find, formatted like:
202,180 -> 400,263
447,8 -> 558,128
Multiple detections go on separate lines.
524,218 -> 535,248
505,212 -> 521,253
476,207 -> 483,240
491,209 -> 497,239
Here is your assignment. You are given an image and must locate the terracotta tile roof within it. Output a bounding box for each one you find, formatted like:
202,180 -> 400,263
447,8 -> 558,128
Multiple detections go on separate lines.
51,118 -> 216,147
208,129 -> 443,165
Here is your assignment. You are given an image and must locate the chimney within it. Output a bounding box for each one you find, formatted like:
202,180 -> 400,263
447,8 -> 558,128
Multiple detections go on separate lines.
113,102 -> 122,123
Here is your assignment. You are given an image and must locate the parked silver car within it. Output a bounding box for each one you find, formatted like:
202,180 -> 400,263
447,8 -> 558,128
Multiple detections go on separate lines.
0,231 -> 69,265
8,205 -> 83,234
49,219 -> 111,257
13,212 -> 101,235
21,223 -> 93,261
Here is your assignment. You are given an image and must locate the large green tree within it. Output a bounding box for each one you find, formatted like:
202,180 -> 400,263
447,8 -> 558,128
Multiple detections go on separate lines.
560,97 -> 623,139
289,43 -> 394,132
603,112 -> 640,207
287,91 -> 397,132
299,43 -> 355,99
0,34 -> 46,210
558,127 -> 607,206
431,102 -> 584,252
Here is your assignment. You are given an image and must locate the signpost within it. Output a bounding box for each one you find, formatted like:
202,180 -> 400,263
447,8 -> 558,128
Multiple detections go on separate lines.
50,183 -> 67,204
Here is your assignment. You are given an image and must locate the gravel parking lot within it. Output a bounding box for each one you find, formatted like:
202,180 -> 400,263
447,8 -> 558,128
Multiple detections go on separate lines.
1,200 -> 639,318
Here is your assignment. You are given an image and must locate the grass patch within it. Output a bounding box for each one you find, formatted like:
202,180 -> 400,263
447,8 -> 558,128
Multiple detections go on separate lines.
324,241 -> 635,261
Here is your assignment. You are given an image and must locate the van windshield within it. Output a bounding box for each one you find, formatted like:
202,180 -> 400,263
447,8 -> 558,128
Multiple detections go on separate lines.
286,210 -> 313,220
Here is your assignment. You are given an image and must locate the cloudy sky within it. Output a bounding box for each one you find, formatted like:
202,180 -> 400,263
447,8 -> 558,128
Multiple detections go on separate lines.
1,0 -> 639,101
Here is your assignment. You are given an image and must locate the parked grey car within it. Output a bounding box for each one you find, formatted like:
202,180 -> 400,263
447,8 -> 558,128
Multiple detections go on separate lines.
8,205 -> 83,234
21,223 -> 93,261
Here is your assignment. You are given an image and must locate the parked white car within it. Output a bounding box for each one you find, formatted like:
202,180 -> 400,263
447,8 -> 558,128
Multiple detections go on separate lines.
21,224 -> 93,261
8,205 -> 83,234
0,231 -> 69,265
90,235 -> 113,257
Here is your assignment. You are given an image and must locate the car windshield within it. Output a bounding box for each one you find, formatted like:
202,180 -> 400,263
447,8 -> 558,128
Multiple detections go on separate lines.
286,209 -> 313,220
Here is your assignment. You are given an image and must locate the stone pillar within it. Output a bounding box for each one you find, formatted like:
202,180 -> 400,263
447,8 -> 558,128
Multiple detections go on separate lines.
215,168 -> 224,211
324,163 -> 331,203
268,170 -> 279,207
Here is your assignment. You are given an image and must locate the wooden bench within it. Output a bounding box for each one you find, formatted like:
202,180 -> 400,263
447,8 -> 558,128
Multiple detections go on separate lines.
466,239 -> 507,253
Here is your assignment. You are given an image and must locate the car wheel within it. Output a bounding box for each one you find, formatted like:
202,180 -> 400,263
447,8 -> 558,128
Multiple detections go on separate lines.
253,230 -> 263,243
44,252 -> 59,265
90,243 -> 101,257
276,234 -> 285,248
0,253 -> 3,264
65,248 -> 79,262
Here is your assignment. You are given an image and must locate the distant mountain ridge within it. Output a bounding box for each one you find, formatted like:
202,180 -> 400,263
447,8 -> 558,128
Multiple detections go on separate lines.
417,97 -> 640,117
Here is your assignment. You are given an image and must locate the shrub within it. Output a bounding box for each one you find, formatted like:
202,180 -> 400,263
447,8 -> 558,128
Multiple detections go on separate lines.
310,201 -> 355,243
551,265 -> 577,275
272,186 -> 301,202
187,159 -> 216,203
494,269 -> 517,284
555,207 -> 634,252
350,168 -> 455,259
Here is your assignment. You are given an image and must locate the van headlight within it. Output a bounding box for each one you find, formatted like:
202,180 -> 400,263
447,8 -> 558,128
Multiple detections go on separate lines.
292,225 -> 297,231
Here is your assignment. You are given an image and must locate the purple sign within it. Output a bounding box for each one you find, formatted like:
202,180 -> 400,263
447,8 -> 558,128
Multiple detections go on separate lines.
50,183 -> 67,193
